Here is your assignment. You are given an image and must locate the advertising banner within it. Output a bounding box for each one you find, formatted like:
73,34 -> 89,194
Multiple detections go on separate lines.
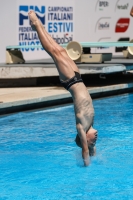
16,0 -> 133,60
17,0 -> 75,60
88,0 -> 132,54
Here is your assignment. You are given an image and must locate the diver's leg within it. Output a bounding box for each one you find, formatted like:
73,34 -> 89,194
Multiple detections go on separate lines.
28,11 -> 80,80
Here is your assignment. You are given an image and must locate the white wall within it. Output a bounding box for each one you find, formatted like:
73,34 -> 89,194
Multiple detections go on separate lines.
0,0 -> 133,63
0,0 -> 17,63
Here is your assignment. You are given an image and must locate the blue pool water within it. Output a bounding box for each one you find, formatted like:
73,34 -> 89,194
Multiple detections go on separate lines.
0,93 -> 133,200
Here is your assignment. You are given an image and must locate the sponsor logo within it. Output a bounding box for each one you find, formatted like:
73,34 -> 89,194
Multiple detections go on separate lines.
98,22 -> 110,30
115,18 -> 130,33
95,17 -> 110,31
115,37 -> 130,52
117,3 -> 129,10
96,38 -> 111,50
95,0 -> 109,11
51,33 -> 73,44
18,5 -> 45,51
99,1 -> 109,7
19,5 -> 45,26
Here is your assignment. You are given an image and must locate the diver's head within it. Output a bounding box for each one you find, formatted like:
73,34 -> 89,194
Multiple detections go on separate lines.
75,127 -> 98,156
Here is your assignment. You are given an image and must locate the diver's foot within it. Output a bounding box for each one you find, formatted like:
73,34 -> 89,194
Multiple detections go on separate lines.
28,10 -> 39,24
28,10 -> 40,30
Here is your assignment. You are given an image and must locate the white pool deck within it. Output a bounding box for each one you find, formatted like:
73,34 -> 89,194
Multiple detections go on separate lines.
1,57 -> 133,78
0,80 -> 133,115
0,57 -> 133,115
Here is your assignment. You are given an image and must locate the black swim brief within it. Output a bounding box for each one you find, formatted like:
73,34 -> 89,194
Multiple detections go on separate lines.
60,71 -> 83,90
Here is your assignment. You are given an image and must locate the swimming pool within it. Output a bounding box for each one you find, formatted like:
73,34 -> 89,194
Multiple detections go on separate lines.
0,93 -> 133,200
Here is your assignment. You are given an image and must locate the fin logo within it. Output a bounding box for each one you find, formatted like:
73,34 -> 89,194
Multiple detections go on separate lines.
19,6 -> 45,26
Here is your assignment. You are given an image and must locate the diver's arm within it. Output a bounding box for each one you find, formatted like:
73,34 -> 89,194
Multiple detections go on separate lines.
76,124 -> 90,166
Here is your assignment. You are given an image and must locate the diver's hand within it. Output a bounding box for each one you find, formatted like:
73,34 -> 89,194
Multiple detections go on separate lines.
82,150 -> 90,166
83,158 -> 89,166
